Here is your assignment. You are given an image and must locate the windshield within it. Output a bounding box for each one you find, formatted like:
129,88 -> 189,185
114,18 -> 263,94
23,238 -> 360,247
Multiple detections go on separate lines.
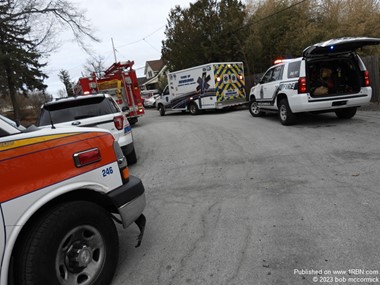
0,114 -> 25,130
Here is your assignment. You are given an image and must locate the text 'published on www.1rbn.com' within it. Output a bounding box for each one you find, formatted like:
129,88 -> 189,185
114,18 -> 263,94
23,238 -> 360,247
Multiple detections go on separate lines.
294,268 -> 380,283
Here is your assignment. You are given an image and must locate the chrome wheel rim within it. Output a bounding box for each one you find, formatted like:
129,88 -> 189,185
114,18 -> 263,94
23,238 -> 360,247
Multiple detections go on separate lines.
251,102 -> 260,114
280,105 -> 287,121
56,225 -> 105,285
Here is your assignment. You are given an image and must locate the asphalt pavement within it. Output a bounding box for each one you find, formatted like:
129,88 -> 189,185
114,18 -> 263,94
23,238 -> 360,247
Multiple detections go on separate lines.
112,107 -> 380,285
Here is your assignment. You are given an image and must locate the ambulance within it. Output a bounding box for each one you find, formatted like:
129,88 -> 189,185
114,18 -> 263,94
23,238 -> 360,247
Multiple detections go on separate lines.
0,114 -> 146,285
156,62 -> 246,115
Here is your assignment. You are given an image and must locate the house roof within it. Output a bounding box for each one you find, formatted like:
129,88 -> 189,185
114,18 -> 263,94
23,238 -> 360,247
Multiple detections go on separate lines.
142,65 -> 167,87
145,59 -> 166,75
138,76 -> 148,86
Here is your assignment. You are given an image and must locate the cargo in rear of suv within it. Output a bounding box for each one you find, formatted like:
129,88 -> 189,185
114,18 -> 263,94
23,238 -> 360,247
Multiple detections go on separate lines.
36,94 -> 137,164
248,37 -> 380,125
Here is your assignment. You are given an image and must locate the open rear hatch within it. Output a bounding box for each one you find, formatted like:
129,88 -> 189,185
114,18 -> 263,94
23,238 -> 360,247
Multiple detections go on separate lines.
304,37 -> 380,97
303,37 -> 380,57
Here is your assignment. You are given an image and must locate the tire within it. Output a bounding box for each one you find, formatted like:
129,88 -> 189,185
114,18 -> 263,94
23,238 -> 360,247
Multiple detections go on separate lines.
158,104 -> 165,116
249,99 -> 265,117
126,147 -> 137,165
128,117 -> 138,126
14,201 -> 118,285
278,99 -> 296,125
188,103 -> 198,115
335,107 -> 357,119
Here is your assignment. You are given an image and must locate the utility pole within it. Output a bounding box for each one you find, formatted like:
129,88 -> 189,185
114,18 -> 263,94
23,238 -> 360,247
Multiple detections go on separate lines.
111,38 -> 117,63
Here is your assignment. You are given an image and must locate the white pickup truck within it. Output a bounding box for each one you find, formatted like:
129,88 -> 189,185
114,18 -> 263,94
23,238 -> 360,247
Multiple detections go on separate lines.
0,114 -> 146,285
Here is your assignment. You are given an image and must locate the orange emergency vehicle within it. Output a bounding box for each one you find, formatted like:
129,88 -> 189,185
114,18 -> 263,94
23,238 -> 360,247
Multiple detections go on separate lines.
75,61 -> 145,125
0,115 -> 146,285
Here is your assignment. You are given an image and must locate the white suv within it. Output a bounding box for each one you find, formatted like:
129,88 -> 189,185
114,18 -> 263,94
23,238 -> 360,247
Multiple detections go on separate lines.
36,94 -> 137,164
248,37 -> 380,125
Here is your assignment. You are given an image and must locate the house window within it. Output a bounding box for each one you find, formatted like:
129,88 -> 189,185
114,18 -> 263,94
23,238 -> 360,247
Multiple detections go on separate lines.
148,71 -> 153,78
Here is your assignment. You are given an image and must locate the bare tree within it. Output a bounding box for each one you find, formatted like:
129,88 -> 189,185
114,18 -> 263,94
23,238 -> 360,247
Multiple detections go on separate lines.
1,0 -> 99,53
83,55 -> 106,78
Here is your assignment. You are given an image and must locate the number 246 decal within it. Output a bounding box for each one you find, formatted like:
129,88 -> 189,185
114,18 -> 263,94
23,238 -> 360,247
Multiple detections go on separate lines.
102,167 -> 113,177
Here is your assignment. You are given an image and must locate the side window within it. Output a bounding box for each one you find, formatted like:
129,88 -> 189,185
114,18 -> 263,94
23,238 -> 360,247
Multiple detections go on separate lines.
261,69 -> 274,84
96,99 -> 115,115
163,86 -> 170,95
287,61 -> 301,78
272,65 -> 284,81
261,65 -> 284,84
107,97 -> 121,113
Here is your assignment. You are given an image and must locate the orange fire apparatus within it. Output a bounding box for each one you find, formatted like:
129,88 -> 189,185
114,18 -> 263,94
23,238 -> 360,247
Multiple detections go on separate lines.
76,61 -> 145,125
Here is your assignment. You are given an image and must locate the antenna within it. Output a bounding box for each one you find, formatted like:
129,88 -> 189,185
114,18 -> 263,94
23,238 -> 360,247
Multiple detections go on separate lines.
48,110 -> 56,129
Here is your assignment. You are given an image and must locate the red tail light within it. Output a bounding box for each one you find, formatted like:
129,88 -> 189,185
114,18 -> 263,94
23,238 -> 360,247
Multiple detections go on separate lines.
114,115 -> 124,130
73,148 -> 101,167
363,70 -> 370,86
298,77 -> 307,93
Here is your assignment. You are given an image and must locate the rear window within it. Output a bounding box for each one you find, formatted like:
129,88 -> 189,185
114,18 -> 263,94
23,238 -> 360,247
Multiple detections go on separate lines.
37,96 -> 119,126
287,61 -> 301,78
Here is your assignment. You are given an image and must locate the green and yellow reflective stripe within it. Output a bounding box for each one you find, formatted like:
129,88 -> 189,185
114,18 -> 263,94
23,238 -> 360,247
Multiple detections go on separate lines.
0,133 -> 79,151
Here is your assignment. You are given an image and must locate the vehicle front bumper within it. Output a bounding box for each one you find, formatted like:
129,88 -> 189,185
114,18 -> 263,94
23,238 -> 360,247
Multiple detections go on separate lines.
144,100 -> 155,107
107,175 -> 146,228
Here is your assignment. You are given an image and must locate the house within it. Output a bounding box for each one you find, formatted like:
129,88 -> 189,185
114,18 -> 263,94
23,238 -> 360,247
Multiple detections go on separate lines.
140,59 -> 167,91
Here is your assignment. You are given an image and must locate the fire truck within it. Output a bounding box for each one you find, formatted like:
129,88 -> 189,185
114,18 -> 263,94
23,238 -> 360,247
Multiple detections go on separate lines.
76,61 -> 145,125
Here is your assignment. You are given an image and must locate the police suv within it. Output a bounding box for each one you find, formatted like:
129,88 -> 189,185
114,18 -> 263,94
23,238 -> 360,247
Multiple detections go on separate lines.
248,37 -> 380,125
36,94 -> 137,164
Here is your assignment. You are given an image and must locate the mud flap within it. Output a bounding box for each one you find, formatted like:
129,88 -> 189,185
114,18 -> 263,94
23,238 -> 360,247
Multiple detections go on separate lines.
135,214 -> 146,248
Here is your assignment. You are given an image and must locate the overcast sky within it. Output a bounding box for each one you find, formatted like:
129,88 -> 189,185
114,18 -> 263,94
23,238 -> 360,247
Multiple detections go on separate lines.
43,0 -> 195,96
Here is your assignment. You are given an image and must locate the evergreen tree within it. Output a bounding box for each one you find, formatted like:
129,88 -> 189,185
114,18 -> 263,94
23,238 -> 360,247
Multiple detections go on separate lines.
162,0 -> 246,71
0,0 -> 47,120
0,0 -> 97,120
58,69 -> 74,97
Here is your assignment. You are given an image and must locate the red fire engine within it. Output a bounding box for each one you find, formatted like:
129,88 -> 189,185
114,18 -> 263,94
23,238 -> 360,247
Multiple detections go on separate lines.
76,61 -> 145,125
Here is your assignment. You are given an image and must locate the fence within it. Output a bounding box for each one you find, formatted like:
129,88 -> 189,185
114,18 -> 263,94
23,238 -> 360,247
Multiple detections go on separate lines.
362,55 -> 379,103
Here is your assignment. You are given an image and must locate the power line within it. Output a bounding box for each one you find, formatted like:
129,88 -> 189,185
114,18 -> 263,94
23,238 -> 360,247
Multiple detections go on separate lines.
116,24 -> 166,49
143,38 -> 161,52
252,0 -> 309,24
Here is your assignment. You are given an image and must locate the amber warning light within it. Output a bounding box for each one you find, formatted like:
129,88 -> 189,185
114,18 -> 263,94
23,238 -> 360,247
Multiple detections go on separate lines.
274,59 -> 283,64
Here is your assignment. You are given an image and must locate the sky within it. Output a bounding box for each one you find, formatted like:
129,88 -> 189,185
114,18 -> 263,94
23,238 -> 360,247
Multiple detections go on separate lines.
43,0 -> 195,97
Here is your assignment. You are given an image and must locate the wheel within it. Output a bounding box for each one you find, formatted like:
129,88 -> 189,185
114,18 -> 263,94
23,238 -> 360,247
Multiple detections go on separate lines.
188,103 -> 198,115
335,107 -> 357,119
128,117 -> 138,126
249,99 -> 265,117
14,201 -> 118,285
158,104 -> 165,116
278,99 -> 296,125
126,147 -> 137,165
